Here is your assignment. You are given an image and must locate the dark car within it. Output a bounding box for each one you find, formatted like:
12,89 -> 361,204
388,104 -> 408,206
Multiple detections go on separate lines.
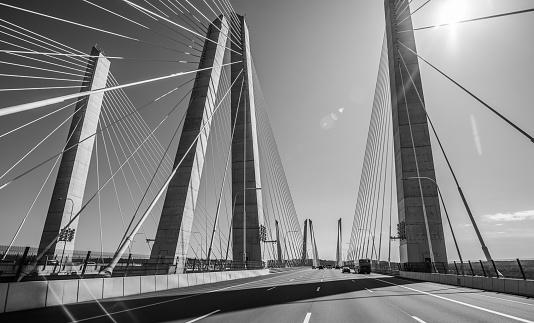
342,266 -> 351,273
318,265 -> 324,269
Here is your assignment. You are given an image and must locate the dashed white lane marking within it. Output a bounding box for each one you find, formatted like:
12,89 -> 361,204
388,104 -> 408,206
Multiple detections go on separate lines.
267,287 -> 276,291
316,287 -> 320,292
352,280 -> 355,282
300,276 -> 303,277
412,316 -> 426,323
320,279 -> 323,282
375,279 -> 534,323
365,288 -> 373,293
303,312 -> 312,323
186,310 -> 220,323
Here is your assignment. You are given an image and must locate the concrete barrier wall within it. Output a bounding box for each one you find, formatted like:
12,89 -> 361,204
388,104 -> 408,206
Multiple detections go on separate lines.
399,271 -> 534,298
0,269 -> 269,314
0,284 -> 7,313
5,281 -> 48,312
78,278 -> 104,303
124,276 -> 141,296
103,277 -> 124,299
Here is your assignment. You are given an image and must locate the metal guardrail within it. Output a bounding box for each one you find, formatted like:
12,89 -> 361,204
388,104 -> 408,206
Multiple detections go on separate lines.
0,245 -> 306,282
342,259 -> 534,280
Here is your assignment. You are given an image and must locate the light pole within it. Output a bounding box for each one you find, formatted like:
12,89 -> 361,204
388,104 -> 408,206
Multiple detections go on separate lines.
284,230 -> 299,267
345,242 -> 355,266
357,229 -> 378,260
240,187 -> 261,268
58,197 -> 74,272
402,176 -> 464,275
131,232 -> 144,254
191,231 -> 203,262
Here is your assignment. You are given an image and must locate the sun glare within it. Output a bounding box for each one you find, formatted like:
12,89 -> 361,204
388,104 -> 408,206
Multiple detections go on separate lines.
438,0 -> 468,26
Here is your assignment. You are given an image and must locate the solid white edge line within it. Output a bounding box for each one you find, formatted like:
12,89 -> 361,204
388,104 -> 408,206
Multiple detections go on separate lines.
475,293 -> 534,307
186,310 -> 221,323
412,316 -> 426,323
267,287 -> 276,291
375,279 -> 534,323
303,312 -> 312,323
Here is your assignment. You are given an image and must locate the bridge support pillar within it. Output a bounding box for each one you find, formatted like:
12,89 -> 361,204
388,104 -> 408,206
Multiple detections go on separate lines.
231,15 -> 265,269
275,220 -> 283,266
336,218 -> 342,267
38,46 -> 110,261
150,17 -> 230,273
301,219 -> 308,265
309,220 -> 319,267
384,0 -> 448,269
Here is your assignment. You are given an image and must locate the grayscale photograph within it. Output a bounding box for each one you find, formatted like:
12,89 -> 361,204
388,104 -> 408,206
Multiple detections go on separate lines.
0,0 -> 533,322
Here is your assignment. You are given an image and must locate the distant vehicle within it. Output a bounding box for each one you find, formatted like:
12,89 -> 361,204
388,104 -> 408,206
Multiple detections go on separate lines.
355,258 -> 371,274
342,266 -> 351,273
326,265 -> 332,269
318,265 -> 324,269
312,265 -> 316,269
335,265 -> 340,269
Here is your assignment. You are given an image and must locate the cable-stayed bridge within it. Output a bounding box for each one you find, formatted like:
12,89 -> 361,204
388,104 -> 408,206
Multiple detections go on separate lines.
0,0 -> 305,276
0,0 -> 533,322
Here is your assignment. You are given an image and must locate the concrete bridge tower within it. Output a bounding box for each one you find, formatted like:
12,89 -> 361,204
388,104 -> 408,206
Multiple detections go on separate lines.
384,0 -> 448,269
149,16 -> 230,273
38,46 -> 110,261
230,15 -> 265,269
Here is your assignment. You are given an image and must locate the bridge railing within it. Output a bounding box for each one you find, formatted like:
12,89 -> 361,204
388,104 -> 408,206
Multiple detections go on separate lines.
447,259 -> 534,280
341,258 -> 533,279
364,258 -> 534,280
0,245 -> 276,282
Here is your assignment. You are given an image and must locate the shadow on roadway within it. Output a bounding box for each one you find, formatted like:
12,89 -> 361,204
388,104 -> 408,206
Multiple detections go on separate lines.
0,274 -> 474,323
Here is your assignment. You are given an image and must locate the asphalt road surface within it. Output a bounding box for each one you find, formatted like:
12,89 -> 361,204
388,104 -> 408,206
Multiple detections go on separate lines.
1,268 -> 534,322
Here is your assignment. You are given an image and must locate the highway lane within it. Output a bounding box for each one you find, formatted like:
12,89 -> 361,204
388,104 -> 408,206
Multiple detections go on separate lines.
1,268 -> 534,322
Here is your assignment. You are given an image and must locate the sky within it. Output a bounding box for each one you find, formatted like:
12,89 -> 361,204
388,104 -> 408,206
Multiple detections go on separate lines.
0,0 -> 533,262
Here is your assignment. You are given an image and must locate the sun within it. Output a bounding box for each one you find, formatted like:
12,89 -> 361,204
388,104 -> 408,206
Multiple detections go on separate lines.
438,0 -> 468,25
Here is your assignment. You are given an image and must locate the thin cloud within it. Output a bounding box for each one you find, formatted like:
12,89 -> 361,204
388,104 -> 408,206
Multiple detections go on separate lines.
483,210 -> 534,222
